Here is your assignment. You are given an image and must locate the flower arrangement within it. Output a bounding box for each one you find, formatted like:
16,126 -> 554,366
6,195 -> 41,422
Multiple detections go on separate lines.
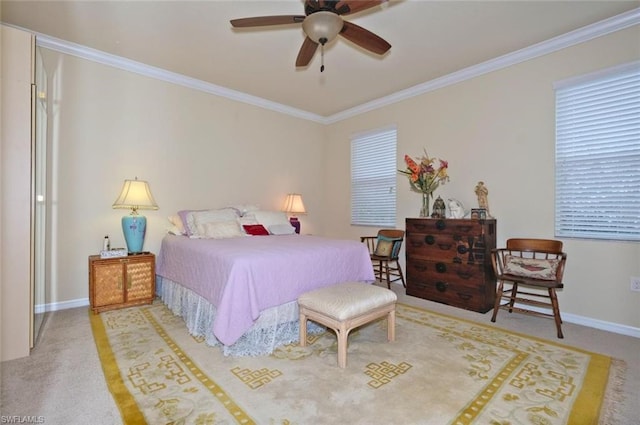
399,149 -> 450,217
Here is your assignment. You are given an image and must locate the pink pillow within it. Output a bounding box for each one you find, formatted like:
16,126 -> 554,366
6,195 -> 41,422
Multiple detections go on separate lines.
242,224 -> 269,236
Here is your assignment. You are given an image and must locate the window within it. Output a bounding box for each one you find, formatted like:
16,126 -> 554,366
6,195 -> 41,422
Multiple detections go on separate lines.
351,126 -> 397,227
554,61 -> 640,241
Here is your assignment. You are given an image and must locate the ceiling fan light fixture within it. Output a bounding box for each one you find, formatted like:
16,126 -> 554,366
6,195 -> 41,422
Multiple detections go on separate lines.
302,11 -> 343,45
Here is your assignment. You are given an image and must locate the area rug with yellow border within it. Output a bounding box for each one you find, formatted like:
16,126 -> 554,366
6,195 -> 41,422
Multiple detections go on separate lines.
90,301 -> 623,425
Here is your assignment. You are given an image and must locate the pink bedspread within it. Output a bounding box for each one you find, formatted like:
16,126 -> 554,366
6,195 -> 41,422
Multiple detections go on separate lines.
156,234 -> 375,345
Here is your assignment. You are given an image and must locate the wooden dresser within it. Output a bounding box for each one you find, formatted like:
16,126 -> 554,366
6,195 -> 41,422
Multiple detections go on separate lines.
405,218 -> 497,313
88,253 -> 155,314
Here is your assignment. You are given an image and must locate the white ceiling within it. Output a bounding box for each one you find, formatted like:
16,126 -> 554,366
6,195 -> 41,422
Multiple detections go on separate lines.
2,1 -> 639,119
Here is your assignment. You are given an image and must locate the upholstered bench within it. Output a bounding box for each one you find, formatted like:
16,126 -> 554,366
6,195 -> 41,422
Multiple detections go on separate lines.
298,282 -> 397,368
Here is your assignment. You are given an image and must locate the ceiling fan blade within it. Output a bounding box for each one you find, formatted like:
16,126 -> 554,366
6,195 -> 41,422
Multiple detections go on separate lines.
230,15 -> 305,28
335,1 -> 387,15
340,21 -> 390,55
296,37 -> 319,67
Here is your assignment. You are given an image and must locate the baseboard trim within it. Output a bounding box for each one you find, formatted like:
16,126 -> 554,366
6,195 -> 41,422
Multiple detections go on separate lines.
511,303 -> 640,339
39,296 -> 639,338
38,298 -> 89,313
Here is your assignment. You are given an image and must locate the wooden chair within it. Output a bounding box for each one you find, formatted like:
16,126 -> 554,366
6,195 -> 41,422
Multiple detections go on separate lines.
491,238 -> 567,338
361,229 -> 406,289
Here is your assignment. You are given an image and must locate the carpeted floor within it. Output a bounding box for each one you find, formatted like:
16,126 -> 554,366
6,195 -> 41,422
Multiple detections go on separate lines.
91,300 -> 617,424
1,283 -> 638,424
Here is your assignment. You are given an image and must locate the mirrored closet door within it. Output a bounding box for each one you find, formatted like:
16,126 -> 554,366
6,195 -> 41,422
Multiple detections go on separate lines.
31,46 -> 48,347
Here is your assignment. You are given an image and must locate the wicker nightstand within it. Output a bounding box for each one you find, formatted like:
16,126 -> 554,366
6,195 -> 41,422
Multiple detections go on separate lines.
88,253 -> 155,314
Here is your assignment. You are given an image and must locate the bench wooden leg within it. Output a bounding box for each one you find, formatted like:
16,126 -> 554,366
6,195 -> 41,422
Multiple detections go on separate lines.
299,312 -> 307,347
337,325 -> 348,368
387,309 -> 396,341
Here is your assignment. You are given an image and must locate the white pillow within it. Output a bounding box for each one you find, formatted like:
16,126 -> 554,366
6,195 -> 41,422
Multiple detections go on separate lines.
268,223 -> 296,235
252,210 -> 290,228
192,208 -> 240,236
201,221 -> 244,239
168,215 -> 186,235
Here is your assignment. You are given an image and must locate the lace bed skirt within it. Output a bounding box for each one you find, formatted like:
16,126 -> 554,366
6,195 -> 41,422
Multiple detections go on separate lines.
156,276 -> 323,356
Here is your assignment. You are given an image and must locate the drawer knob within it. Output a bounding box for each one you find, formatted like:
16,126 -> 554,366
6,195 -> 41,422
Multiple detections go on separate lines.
435,263 -> 447,273
435,281 -> 448,292
436,220 -> 446,230
457,244 -> 468,254
425,235 -> 435,245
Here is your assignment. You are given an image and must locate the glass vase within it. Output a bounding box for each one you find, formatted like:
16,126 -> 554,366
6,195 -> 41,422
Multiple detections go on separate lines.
420,193 -> 431,218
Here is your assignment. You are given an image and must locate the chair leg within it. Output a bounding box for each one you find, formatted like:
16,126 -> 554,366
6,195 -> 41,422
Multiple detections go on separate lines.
491,280 -> 504,323
396,260 -> 406,288
548,288 -> 564,339
384,261 -> 391,289
508,283 -> 518,313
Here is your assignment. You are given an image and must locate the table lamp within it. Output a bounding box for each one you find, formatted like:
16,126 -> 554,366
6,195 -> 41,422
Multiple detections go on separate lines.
112,177 -> 158,253
282,193 -> 306,234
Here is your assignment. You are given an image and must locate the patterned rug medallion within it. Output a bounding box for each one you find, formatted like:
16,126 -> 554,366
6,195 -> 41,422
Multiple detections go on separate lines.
90,301 -> 618,424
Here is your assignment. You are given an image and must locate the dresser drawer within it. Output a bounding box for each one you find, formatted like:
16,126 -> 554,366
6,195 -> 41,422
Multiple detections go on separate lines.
406,280 -> 491,313
406,218 -> 486,235
406,233 -> 486,263
406,260 -> 488,289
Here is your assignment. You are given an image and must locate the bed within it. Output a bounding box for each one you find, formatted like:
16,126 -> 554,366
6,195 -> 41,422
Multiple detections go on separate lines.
156,231 -> 375,356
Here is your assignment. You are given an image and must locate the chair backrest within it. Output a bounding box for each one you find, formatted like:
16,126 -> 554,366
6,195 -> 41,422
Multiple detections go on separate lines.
377,229 -> 405,260
495,238 -> 567,282
379,229 -> 404,240
506,238 -> 563,254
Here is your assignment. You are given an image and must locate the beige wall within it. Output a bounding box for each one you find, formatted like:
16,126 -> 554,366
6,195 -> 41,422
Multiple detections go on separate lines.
1,25 -> 33,361
324,26 -> 640,329
40,50 -> 325,305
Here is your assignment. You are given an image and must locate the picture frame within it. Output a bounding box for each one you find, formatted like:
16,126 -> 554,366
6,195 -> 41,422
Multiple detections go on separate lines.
470,208 -> 487,219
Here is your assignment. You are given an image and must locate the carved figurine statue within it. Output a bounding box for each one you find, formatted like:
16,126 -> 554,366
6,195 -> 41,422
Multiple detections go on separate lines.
474,181 -> 491,217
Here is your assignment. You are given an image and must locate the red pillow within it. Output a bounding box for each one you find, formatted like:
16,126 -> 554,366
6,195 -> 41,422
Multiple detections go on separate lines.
243,224 -> 269,236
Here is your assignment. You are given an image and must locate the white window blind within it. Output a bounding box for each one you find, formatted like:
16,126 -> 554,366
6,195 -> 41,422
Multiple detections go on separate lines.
555,61 -> 640,241
351,126 -> 397,227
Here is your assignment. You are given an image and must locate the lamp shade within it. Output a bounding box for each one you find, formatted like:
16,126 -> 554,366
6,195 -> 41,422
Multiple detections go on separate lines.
282,193 -> 306,214
112,178 -> 158,213
112,178 -> 158,253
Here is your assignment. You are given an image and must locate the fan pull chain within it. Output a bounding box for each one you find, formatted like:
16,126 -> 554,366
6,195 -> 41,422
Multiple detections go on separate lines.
319,37 -> 328,72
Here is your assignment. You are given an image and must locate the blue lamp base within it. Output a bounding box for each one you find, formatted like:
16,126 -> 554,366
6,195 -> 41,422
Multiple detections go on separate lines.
122,215 -> 147,253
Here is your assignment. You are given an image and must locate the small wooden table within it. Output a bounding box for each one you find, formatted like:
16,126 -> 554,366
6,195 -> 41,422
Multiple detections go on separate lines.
88,253 -> 155,313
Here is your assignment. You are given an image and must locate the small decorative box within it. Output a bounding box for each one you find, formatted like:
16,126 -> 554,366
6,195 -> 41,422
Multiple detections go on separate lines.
100,248 -> 128,259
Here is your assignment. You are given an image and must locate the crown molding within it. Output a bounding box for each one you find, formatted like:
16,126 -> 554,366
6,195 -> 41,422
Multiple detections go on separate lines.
34,31 -> 327,124
27,7 -> 640,125
325,7 -> 640,124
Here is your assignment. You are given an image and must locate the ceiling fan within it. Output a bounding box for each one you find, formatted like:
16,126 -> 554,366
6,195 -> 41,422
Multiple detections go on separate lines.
230,0 -> 391,72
